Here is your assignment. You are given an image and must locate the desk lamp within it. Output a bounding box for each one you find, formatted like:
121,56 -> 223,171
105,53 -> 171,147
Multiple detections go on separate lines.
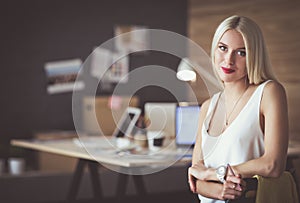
176,58 -> 196,82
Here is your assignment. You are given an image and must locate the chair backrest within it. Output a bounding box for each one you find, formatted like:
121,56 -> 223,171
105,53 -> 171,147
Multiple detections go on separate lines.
254,171 -> 299,203
228,171 -> 299,203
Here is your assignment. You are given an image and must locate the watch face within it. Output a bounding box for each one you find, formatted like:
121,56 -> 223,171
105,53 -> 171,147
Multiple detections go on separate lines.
217,166 -> 226,175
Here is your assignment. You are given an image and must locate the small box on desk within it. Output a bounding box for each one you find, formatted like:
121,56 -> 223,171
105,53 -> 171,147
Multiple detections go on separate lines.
38,152 -> 77,172
34,131 -> 78,172
34,130 -> 78,141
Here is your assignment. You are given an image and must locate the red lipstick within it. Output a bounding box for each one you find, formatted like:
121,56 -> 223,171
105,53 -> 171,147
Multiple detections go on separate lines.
221,67 -> 235,74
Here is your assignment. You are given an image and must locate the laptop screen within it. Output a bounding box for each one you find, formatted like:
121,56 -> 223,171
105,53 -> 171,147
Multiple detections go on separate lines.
175,105 -> 200,146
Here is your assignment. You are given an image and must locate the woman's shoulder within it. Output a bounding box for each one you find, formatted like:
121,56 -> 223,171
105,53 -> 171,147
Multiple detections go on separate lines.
198,98 -> 212,122
263,80 -> 286,99
198,91 -> 223,117
261,80 -> 287,112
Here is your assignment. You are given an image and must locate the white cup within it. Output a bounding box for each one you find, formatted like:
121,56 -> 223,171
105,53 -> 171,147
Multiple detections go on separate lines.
0,159 -> 5,175
134,133 -> 148,148
147,131 -> 165,151
8,158 -> 25,175
116,137 -> 131,149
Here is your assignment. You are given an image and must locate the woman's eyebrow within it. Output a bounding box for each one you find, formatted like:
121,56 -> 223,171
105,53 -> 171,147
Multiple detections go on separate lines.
218,42 -> 245,50
218,42 -> 227,46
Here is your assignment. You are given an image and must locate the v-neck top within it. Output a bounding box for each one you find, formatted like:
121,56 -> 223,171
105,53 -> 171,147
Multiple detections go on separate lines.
198,81 -> 270,203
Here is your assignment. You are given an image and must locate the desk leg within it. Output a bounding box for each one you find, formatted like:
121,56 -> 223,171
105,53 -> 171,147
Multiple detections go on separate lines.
132,175 -> 147,196
88,161 -> 103,200
67,159 -> 85,201
116,173 -> 129,198
116,171 -> 147,200
67,159 -> 103,202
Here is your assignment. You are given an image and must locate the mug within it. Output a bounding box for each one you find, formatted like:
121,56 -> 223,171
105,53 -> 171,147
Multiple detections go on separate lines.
147,131 -> 166,151
8,158 -> 25,175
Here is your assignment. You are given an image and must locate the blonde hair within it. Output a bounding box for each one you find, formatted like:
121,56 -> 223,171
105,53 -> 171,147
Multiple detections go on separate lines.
211,15 -> 277,84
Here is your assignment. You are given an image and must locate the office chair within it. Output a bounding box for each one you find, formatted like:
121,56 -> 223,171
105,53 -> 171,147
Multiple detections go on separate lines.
228,171 -> 299,203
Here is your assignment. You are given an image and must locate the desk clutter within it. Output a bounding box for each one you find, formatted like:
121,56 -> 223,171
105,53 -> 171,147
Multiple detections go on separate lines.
82,96 -> 139,135
72,133 -> 176,157
14,98 -> 198,172
79,99 -> 199,159
73,131 -> 169,151
80,96 -> 199,152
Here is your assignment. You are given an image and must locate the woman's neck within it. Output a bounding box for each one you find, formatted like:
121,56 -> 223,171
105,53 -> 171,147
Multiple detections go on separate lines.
223,77 -> 250,98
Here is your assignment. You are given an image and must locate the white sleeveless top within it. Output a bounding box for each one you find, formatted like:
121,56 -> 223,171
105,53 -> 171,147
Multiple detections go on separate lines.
198,81 -> 270,203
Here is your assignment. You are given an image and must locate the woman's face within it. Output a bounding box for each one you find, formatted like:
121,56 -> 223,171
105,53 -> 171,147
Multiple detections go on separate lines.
214,29 -> 247,83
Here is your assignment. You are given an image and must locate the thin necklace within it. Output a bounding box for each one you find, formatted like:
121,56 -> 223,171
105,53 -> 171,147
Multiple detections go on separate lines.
224,85 -> 249,126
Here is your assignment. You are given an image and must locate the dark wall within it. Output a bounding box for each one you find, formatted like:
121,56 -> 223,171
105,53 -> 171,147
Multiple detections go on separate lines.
0,0 -> 187,157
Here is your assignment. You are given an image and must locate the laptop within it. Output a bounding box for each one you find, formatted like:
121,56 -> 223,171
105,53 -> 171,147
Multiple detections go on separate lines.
175,104 -> 201,149
75,107 -> 141,149
112,107 -> 141,138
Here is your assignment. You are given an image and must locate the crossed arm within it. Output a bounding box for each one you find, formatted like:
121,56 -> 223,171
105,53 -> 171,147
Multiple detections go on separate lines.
188,82 -> 289,200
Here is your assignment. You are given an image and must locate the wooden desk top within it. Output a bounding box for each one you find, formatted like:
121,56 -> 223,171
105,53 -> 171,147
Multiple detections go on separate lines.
11,137 -> 300,168
11,137 -> 192,168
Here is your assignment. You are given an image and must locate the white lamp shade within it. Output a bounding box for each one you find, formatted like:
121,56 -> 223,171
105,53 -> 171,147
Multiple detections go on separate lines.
176,58 -> 196,81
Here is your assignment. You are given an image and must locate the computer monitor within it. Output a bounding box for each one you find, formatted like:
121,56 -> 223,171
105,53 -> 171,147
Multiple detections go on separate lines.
144,102 -> 177,137
175,105 -> 201,147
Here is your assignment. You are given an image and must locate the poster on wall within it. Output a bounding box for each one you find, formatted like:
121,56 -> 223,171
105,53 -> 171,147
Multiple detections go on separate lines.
44,59 -> 84,94
90,47 -> 129,83
114,25 -> 149,53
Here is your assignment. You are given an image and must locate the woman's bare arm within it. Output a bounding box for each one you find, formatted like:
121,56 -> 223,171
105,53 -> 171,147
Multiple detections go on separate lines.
233,81 -> 289,178
188,99 -> 245,200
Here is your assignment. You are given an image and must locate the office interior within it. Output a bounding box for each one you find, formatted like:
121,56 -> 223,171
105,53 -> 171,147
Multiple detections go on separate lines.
1,0 -> 300,203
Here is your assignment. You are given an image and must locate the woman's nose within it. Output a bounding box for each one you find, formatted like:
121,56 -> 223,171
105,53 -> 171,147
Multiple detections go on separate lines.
225,51 -> 235,65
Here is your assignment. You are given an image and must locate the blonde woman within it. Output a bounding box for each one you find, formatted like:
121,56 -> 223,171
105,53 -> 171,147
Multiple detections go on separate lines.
188,15 -> 288,202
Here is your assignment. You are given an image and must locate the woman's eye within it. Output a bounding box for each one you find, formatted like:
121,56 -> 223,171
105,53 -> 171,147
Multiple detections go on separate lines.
218,46 -> 227,52
237,50 -> 246,57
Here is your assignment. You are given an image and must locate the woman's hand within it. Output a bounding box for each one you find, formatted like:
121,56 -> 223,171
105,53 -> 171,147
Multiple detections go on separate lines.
188,169 -> 197,193
188,163 -> 214,193
219,173 -> 247,200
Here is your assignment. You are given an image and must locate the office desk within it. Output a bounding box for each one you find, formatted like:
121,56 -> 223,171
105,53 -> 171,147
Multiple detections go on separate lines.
11,137 -> 300,202
11,136 -> 192,202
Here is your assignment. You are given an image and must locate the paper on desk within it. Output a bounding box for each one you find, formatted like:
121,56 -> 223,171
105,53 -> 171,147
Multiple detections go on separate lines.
73,137 -> 115,149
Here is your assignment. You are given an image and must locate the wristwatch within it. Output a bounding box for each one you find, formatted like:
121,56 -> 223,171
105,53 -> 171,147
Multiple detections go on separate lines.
216,165 -> 227,183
